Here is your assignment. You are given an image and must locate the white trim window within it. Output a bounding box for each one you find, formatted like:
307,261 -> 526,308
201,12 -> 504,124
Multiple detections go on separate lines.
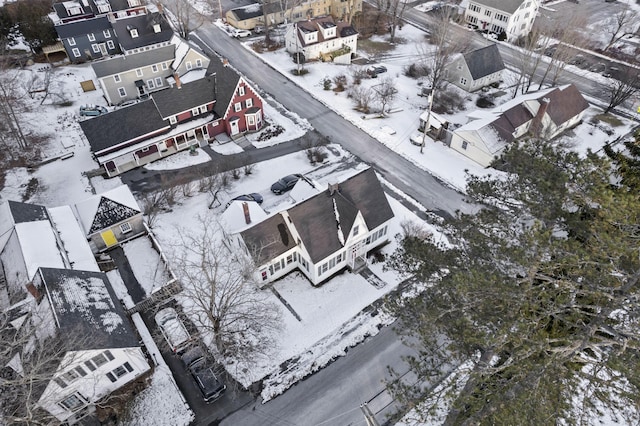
234,102 -> 242,112
107,40 -> 114,49
103,29 -> 111,38
247,115 -> 255,125
199,105 -> 207,113
192,107 -> 200,116
155,77 -> 162,87
72,48 -> 81,58
147,79 -> 155,89
161,62 -> 168,70
186,61 -> 192,70
120,222 -> 132,233
114,74 -> 121,83
238,86 -> 245,96
196,58 -> 202,68
106,362 -> 133,382
245,98 -> 253,108
92,44 -> 100,53
136,69 -> 143,77
169,116 -> 177,124
58,393 -> 86,411
88,33 -> 96,41
152,64 -> 158,73
118,87 -> 126,97
68,37 -> 76,46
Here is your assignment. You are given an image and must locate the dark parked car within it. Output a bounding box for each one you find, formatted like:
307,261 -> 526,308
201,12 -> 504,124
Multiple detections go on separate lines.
271,174 -> 301,195
181,347 -> 226,403
366,65 -> 387,78
226,193 -> 264,207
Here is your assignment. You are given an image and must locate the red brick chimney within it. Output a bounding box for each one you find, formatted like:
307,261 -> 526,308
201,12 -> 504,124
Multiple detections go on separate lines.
173,73 -> 181,89
531,97 -> 550,137
242,202 -> 251,224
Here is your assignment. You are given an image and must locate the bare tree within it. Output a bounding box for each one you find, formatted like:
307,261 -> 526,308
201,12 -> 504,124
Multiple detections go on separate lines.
161,0 -> 204,39
372,76 -> 397,115
601,4 -> 637,52
199,168 -> 232,209
604,68 -> 640,114
349,85 -> 374,113
372,0 -> 408,42
169,216 -> 281,361
0,67 -> 28,149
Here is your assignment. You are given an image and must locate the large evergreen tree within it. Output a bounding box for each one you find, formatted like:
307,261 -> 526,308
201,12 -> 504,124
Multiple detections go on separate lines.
387,141 -> 640,425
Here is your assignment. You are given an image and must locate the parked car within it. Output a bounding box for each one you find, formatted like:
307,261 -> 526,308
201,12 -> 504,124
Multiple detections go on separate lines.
79,105 -> 108,117
271,174 -> 301,195
181,347 -> 226,403
232,29 -> 252,38
366,65 -> 387,78
226,193 -> 264,207
253,25 -> 265,34
155,307 -> 191,354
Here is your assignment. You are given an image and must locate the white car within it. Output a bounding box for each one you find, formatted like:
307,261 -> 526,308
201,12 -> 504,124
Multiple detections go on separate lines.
232,29 -> 252,38
155,307 -> 191,353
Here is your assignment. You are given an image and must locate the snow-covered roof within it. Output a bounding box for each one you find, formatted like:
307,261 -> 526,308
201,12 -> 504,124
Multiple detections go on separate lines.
171,35 -> 190,71
48,206 -> 100,272
419,110 -> 448,129
74,185 -> 141,236
15,221 -> 66,280
289,178 -> 323,203
221,201 -> 268,233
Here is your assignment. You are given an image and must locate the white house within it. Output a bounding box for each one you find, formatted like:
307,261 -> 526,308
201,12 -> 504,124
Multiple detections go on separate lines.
240,168 -> 394,286
284,15 -> 358,64
464,0 -> 540,42
450,84 -> 589,167
445,44 -> 505,92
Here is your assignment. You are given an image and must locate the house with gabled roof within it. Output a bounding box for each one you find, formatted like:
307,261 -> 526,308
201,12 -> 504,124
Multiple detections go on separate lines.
0,199 -> 151,425
445,44 -> 505,92
74,185 -> 145,253
464,0 -> 539,43
285,15 -> 358,64
450,84 -> 590,167
111,11 -> 173,54
240,168 -> 394,286
81,57 -> 265,176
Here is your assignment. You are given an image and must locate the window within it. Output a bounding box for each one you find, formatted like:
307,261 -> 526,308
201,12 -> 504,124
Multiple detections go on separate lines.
461,141 -> 468,150
72,48 -> 81,58
192,108 -> 200,116
460,77 -> 468,85
169,116 -> 177,124
107,40 -> 114,49
136,69 -> 143,77
59,393 -> 85,411
68,37 -> 76,46
124,362 -> 133,372
234,102 -> 241,112
112,365 -> 128,378
114,74 -> 121,83
329,257 -> 336,269
92,44 -> 100,54
353,225 -> 359,236
92,353 -> 109,367
261,270 -> 268,280
161,62 -> 168,70
484,10 -> 491,16
105,350 -> 114,361
336,252 -> 343,263
186,61 -> 192,70
103,29 -> 111,38
469,4 -> 480,12
62,369 -> 80,382
199,105 -> 207,113
120,222 -> 132,233
54,377 -> 67,388
118,87 -> 126,97
321,263 -> 328,274
106,372 -> 116,382
238,86 -> 245,96
286,254 -> 293,264
75,365 -> 87,377
88,33 -> 96,42
147,79 -> 155,89
84,360 -> 96,371
155,77 -> 162,87
245,98 -> 253,108
196,58 -> 202,68
247,116 -> 254,125
152,64 -> 158,73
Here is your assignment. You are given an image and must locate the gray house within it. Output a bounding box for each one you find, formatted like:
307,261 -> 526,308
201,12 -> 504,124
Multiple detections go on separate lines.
111,12 -> 174,54
55,16 -> 120,63
445,44 -> 505,92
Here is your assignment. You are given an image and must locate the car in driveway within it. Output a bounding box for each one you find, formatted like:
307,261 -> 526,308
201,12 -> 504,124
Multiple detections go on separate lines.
271,174 -> 301,195
232,29 -> 252,38
366,65 -> 387,78
181,347 -> 226,403
155,307 -> 191,354
226,193 -> 264,207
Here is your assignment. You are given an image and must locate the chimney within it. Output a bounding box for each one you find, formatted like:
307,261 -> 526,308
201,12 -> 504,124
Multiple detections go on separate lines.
221,58 -> 229,67
242,202 -> 251,224
328,183 -> 339,195
173,73 -> 181,89
531,97 -> 550,137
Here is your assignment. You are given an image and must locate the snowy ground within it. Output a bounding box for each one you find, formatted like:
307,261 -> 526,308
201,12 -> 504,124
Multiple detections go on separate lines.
0,11 -> 637,425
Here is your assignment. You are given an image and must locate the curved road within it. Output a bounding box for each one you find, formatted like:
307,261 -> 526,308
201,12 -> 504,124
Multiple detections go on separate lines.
191,26 -> 475,218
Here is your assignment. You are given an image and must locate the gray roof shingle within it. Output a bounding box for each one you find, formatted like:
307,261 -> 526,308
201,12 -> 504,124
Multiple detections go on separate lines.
111,12 -> 173,50
471,0 -> 526,14
207,57 -> 241,118
55,16 -> 113,39
463,44 -> 505,80
151,75 -> 216,118
8,201 -> 49,223
241,214 -> 296,265
92,44 -> 175,78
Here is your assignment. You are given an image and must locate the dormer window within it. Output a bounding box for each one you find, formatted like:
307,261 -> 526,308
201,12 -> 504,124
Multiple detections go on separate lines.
153,24 -> 161,33
130,28 -> 138,38
64,2 -> 84,16
127,0 -> 141,6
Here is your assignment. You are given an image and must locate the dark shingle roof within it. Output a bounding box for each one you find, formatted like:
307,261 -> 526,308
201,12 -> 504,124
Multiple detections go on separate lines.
55,16 -> 112,39
295,16 -> 357,47
472,0 -> 526,14
111,12 -> 173,50
92,44 -> 175,78
8,201 -> 49,223
241,214 -> 296,265
207,58 -> 241,118
40,268 -> 139,349
88,197 -> 140,234
463,44 -> 505,80
80,99 -> 168,154
288,168 -> 394,263
228,3 -> 265,20
542,84 -> 589,125
151,75 -> 216,118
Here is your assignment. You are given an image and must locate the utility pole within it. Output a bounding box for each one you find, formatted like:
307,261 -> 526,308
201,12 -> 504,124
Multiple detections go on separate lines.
360,403 -> 380,426
420,89 -> 434,154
